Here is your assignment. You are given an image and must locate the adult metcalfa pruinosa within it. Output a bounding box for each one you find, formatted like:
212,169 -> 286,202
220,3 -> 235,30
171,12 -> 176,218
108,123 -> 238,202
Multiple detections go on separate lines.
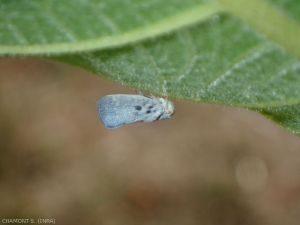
97,94 -> 175,129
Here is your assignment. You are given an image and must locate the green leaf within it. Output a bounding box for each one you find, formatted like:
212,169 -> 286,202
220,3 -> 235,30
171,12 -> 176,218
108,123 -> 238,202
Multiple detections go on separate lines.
258,104 -> 300,136
0,0 -> 217,54
0,0 -> 299,136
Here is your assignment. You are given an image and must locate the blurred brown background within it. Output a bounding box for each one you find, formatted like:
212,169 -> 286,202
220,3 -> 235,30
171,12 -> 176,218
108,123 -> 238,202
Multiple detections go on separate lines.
0,58 -> 300,225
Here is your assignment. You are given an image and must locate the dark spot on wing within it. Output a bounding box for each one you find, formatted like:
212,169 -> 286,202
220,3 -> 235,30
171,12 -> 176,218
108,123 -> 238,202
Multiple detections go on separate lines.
146,110 -> 151,114
135,105 -> 142,111
148,105 -> 154,109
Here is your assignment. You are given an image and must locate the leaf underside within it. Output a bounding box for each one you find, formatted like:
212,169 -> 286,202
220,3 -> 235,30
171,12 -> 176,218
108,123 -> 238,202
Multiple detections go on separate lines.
0,0 -> 299,136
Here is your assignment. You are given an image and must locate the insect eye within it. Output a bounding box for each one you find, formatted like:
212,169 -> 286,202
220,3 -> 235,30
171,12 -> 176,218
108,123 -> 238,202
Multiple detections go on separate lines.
167,110 -> 171,114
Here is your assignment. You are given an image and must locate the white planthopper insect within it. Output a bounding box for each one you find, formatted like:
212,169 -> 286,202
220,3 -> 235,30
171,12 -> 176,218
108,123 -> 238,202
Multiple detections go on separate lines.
97,94 -> 175,129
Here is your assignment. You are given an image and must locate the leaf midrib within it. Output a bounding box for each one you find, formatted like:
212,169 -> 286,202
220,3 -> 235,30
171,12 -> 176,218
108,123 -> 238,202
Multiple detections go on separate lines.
0,2 -> 220,55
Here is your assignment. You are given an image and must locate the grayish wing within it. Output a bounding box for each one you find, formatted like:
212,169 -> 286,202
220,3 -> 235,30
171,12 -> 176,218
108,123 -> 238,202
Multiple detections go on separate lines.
97,95 -> 164,129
